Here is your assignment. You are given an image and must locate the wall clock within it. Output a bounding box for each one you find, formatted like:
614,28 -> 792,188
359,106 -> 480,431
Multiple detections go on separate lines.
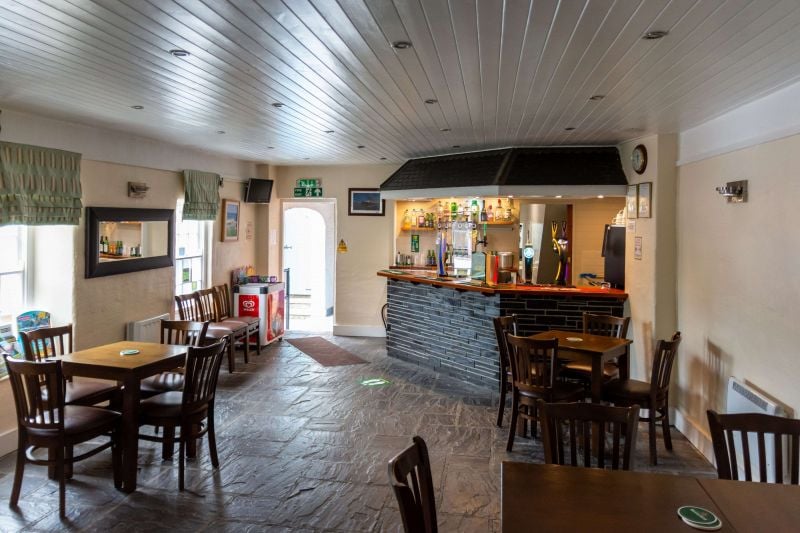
632,144 -> 647,174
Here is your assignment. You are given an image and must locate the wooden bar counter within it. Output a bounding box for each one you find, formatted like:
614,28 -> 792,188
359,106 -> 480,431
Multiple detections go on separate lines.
378,270 -> 628,388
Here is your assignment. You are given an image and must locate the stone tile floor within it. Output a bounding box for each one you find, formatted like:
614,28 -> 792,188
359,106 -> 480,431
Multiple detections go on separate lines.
0,334 -> 715,532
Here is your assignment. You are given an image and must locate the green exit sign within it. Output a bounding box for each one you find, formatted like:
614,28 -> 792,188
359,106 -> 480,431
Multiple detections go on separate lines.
296,178 -> 321,188
294,187 -> 323,198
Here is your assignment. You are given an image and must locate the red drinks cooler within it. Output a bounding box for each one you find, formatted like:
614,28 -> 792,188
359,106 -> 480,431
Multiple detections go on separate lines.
233,282 -> 285,345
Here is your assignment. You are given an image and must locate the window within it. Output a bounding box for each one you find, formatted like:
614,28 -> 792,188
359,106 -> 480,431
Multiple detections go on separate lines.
174,200 -> 211,296
0,225 -> 27,323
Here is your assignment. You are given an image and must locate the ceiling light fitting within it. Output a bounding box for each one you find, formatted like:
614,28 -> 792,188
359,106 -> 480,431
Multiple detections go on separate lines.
168,49 -> 190,57
357,145 -> 365,149
716,180 -> 747,203
268,146 -> 274,149
565,127 -> 576,131
216,130 -> 225,134
324,130 -> 334,134
643,30 -> 668,40
391,41 -> 412,49
271,102 -> 285,108
440,127 -> 451,132
424,99 -> 438,104
589,95 -> 605,101
130,105 -> 144,110
380,157 -> 387,160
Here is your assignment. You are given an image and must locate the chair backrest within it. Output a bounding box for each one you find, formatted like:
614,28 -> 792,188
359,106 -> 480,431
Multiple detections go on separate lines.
214,284 -> 234,320
388,435 -> 438,533
582,312 -> 630,338
506,334 -> 558,395
707,410 -> 800,484
539,400 -> 640,471
195,288 -> 220,322
492,315 -> 518,374
160,320 -> 209,347
649,332 -> 682,398
4,355 -> 65,432
181,339 -> 228,415
175,293 -> 203,321
20,325 -> 73,362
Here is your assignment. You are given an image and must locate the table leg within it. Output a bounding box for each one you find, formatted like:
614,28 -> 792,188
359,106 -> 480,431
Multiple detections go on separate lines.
591,358 -> 603,403
619,345 -> 630,380
121,377 -> 141,493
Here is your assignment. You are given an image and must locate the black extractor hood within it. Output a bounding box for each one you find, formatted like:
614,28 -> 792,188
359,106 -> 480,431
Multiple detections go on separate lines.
379,146 -> 628,199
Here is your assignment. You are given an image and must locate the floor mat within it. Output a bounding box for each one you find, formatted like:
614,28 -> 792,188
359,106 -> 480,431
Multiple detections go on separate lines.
286,336 -> 368,366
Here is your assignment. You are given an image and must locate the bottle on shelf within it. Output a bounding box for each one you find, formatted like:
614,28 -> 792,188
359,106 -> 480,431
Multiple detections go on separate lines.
450,201 -> 458,221
402,210 -> 412,231
480,203 -> 487,222
496,199 -> 504,221
506,198 -> 513,221
470,199 -> 479,222
417,210 -> 425,228
487,204 -> 494,222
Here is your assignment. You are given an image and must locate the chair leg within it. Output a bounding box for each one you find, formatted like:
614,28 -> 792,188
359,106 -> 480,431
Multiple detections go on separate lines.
243,333 -> 249,364
531,403 -> 538,439
178,424 -> 186,491
648,413 -> 658,466
496,381 -> 507,428
255,327 -> 262,355
65,445 -> 73,479
506,391 -> 519,452
10,433 -> 26,507
112,430 -> 122,490
208,407 -> 219,469
661,406 -> 673,451
56,447 -> 66,519
47,446 -> 56,479
162,426 -> 175,460
227,336 -> 235,373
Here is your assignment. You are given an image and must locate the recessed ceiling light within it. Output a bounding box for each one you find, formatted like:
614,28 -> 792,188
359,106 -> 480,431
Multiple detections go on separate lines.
642,30 -> 668,40
565,127 -> 576,131
268,146 -> 274,149
597,195 -> 605,199
130,105 -> 144,110
440,127 -> 451,132
271,102 -> 285,108
452,145 -> 461,148
324,130 -> 334,134
168,49 -> 190,57
391,41 -> 412,50
303,157 -> 310,160
424,99 -> 438,104
216,130 -> 225,134
589,95 -> 605,101
357,145 -> 365,149
380,157 -> 387,160
555,195 -> 563,199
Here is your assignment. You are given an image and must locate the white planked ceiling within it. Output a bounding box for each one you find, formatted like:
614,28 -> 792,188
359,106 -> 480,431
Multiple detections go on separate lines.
1,0 -> 800,165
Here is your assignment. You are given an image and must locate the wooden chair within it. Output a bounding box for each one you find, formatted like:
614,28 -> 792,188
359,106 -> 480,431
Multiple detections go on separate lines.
492,315 -> 517,428
4,355 -> 121,518
604,332 -> 682,465
140,320 -> 209,396
175,293 -> 237,373
215,283 -> 261,356
197,288 -> 250,366
538,400 -> 640,471
388,435 -> 437,533
20,325 -> 120,407
561,313 -> 630,382
138,339 -> 228,490
505,334 -> 585,451
707,410 -> 800,483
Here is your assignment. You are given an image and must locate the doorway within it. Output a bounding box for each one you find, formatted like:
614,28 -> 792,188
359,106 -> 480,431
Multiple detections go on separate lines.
282,200 -> 335,332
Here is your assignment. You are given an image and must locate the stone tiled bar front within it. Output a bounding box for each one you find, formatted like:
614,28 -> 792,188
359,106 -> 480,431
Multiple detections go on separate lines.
378,271 -> 628,388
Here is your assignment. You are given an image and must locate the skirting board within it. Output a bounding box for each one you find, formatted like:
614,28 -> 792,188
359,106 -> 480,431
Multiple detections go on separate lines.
673,408 -> 714,465
332,325 -> 386,337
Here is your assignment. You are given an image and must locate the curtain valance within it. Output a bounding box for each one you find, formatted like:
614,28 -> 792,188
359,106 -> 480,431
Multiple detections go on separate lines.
0,141 -> 83,226
182,169 -> 220,220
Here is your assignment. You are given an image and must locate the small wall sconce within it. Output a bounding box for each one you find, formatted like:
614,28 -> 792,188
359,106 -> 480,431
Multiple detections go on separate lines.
715,180 -> 747,203
337,239 -> 348,253
128,181 -> 150,198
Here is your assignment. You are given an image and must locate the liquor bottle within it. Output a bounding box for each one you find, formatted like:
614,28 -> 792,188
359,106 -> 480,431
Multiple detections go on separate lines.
480,204 -> 487,222
470,199 -> 479,221
436,201 -> 444,221
402,210 -> 411,231
487,204 -> 494,222
496,199 -> 504,220
411,209 -> 417,228
417,210 -> 425,228
505,198 -> 513,221
450,201 -> 458,221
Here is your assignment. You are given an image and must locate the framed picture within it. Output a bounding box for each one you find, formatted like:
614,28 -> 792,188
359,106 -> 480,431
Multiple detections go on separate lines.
348,188 -> 385,216
637,182 -> 652,218
222,199 -> 240,241
626,185 -> 638,219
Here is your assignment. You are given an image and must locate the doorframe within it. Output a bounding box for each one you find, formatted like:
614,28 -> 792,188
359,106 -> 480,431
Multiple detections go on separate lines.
280,198 -> 337,326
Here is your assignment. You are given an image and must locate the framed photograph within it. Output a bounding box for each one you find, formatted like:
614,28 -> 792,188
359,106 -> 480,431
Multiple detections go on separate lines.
637,182 -> 652,218
348,188 -> 385,216
222,199 -> 240,241
626,185 -> 638,219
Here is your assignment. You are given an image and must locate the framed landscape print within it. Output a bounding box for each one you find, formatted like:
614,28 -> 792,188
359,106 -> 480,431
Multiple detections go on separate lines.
637,182 -> 652,218
348,188 -> 385,216
626,184 -> 638,219
222,199 -> 240,241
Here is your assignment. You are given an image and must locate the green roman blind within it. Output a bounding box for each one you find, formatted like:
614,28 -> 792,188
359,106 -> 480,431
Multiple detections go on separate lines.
182,169 -> 220,220
0,141 -> 83,226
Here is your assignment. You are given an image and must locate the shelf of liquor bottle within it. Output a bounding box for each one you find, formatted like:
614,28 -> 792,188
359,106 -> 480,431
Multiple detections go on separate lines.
99,252 -> 140,260
400,218 -> 518,232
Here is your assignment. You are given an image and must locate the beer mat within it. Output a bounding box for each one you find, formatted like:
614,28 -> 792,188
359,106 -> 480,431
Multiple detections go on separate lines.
287,337 -> 368,367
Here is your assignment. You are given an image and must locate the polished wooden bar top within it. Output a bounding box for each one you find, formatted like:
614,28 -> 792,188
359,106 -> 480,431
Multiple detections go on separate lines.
529,329 -> 632,353
502,463 -> 732,532
377,270 -> 627,299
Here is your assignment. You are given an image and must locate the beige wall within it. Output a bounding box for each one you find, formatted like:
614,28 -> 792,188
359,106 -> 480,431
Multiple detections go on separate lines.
675,133 -> 800,458
212,180 -> 261,287
570,198 -> 626,286
272,164 -> 400,335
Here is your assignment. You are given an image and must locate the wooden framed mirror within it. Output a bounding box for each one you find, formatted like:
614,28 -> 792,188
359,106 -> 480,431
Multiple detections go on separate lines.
85,207 -> 175,278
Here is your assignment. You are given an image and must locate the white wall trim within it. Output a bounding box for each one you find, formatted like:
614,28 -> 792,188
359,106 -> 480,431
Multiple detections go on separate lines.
673,408 -> 715,465
678,79 -> 800,166
332,325 -> 386,337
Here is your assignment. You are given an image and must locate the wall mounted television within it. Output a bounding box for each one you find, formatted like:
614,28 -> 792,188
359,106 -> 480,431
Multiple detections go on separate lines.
244,178 -> 274,203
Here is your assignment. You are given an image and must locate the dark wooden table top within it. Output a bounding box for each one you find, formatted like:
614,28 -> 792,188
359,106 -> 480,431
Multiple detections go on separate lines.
529,329 -> 632,354
698,477 -> 800,531
502,463 -> 734,532
61,341 -> 186,378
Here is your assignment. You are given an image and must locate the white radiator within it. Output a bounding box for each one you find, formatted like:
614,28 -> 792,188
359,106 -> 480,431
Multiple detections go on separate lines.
126,313 -> 169,343
725,377 -> 786,482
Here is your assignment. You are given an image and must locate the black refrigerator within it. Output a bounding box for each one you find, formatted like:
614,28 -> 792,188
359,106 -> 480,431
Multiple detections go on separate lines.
601,225 -> 626,289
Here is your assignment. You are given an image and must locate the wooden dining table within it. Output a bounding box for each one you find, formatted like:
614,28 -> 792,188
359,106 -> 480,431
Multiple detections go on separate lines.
529,329 -> 632,401
61,340 -> 187,493
502,462 -> 800,532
